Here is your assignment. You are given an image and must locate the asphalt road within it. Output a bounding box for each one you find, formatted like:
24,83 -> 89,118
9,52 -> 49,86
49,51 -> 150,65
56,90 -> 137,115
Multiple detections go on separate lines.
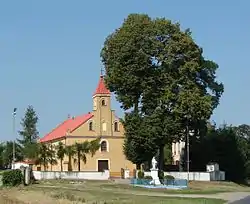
230,196 -> 250,204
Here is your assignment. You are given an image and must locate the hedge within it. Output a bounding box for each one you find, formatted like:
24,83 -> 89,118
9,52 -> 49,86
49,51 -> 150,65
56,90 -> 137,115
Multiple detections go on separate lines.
2,169 -> 23,186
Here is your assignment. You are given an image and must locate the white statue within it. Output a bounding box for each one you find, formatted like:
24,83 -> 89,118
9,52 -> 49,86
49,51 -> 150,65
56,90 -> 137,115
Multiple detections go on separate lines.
150,157 -> 161,185
151,157 -> 157,170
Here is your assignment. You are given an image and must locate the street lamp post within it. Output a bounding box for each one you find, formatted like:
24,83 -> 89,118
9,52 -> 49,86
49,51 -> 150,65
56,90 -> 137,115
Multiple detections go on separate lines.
12,108 -> 17,169
187,129 -> 194,181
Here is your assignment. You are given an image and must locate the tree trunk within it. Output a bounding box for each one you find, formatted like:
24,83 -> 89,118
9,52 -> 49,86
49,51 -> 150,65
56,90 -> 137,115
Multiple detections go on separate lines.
78,152 -> 80,171
43,158 -> 46,171
158,145 -> 164,171
60,159 -> 63,172
68,156 -> 72,171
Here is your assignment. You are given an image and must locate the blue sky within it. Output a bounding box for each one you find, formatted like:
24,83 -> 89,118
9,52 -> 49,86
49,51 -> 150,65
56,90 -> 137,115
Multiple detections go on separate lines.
0,0 -> 249,141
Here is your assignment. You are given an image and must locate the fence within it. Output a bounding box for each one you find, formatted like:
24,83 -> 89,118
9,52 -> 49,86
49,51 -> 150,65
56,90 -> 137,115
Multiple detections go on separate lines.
131,178 -> 188,188
142,171 -> 225,181
33,170 -> 110,180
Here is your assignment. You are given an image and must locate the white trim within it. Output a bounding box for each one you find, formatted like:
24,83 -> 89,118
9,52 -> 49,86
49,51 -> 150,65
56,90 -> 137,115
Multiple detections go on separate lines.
87,119 -> 93,124
96,158 -> 110,171
99,139 -> 109,152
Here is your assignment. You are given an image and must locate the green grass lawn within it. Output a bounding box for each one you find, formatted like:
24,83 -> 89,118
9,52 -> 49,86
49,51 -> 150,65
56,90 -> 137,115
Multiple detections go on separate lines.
1,186 -> 225,204
37,179 -> 250,195
1,179 -> 249,203
0,180 -> 230,204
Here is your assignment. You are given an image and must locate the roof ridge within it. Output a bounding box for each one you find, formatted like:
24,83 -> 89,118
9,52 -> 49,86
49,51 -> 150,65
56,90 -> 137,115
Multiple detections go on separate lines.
70,113 -> 93,133
40,112 -> 94,143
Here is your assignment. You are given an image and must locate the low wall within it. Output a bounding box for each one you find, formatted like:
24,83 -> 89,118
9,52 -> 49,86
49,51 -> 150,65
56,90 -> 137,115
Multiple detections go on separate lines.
33,170 -> 110,180
164,172 -> 210,181
142,171 -> 225,181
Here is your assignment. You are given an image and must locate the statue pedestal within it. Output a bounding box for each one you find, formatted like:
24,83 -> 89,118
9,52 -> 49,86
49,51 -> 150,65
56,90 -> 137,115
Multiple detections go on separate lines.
150,169 -> 161,185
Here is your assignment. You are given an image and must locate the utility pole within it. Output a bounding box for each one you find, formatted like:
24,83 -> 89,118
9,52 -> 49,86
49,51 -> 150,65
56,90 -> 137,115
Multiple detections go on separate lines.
12,108 -> 17,169
186,120 -> 194,182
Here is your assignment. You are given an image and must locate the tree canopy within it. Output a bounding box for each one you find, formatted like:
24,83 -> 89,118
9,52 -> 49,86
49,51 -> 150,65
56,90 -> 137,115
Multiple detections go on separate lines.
101,13 -> 224,168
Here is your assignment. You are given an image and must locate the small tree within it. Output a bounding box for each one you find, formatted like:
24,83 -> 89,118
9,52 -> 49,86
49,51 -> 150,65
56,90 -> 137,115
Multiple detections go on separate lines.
74,142 -> 89,171
65,145 -> 76,171
35,143 -> 50,171
1,141 -> 23,168
74,138 -> 101,171
89,137 -> 101,157
56,142 -> 66,171
18,105 -> 39,159
48,145 -> 57,171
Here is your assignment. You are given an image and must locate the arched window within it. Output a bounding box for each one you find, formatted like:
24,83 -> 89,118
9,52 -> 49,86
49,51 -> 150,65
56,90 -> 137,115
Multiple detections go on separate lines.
114,122 -> 118,132
101,99 -> 106,106
89,122 -> 93,131
101,141 -> 107,152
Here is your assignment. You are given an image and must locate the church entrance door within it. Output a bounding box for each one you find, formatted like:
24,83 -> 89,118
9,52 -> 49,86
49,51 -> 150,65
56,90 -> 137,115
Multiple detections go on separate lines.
98,160 -> 109,172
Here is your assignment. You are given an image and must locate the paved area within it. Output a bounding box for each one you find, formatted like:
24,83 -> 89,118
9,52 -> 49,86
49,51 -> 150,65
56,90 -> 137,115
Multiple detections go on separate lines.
229,196 -> 250,204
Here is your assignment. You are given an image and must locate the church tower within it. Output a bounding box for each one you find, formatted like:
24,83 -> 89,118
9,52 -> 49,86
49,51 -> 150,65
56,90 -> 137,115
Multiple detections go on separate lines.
92,75 -> 112,136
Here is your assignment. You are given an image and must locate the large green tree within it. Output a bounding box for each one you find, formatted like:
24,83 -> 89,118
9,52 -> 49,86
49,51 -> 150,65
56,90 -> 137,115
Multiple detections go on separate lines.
101,14 -> 223,169
190,124 -> 247,182
18,105 -> 39,159
233,124 -> 250,179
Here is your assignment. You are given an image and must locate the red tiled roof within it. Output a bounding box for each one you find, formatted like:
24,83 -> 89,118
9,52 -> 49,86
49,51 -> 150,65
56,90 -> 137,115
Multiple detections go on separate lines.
15,160 -> 34,164
40,113 -> 93,143
93,75 -> 110,95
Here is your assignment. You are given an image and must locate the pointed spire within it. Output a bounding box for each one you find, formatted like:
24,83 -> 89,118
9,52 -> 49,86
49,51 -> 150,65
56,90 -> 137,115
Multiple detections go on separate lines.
93,75 -> 111,96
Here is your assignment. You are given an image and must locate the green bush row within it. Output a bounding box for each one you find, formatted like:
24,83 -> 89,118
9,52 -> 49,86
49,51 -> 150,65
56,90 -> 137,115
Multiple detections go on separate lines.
137,170 -> 175,180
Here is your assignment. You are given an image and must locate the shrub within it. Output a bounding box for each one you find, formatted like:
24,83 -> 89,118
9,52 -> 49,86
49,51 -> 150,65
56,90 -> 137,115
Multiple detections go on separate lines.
137,170 -> 144,179
164,174 -> 175,180
2,169 -> 23,186
158,170 -> 164,180
144,175 -> 153,180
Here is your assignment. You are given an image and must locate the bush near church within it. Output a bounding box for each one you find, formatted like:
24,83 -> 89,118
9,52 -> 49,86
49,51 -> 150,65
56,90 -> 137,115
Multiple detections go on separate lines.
2,169 -> 23,186
137,170 -> 144,179
144,175 -> 153,180
164,175 -> 175,180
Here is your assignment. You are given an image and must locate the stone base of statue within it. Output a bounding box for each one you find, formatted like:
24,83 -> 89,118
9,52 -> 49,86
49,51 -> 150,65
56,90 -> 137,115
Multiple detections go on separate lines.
150,169 -> 161,185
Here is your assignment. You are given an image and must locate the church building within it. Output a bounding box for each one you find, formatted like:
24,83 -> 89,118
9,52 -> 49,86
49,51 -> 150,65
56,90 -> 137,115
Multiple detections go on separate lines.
38,75 -> 135,177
